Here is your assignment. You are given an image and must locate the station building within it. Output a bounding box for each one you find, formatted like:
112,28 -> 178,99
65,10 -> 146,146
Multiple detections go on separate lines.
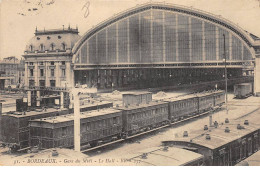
23,27 -> 80,89
23,3 -> 260,98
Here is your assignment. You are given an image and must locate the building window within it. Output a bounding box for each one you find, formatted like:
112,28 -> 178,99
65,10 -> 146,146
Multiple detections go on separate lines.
50,80 -> 56,87
29,45 -> 33,51
39,80 -> 45,87
50,43 -> 55,51
39,62 -> 44,65
30,69 -> 34,77
62,69 -> 66,77
29,62 -> 34,65
40,69 -> 44,77
29,80 -> 35,87
51,61 -> 54,65
62,43 -> 66,50
40,44 -> 44,51
62,61 -> 65,65
51,69 -> 55,77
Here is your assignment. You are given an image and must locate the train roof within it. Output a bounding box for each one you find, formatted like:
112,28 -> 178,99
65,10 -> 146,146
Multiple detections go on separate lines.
235,83 -> 252,86
116,100 -> 167,110
166,120 -> 259,150
163,94 -> 198,102
80,99 -> 112,107
30,108 -> 121,124
163,90 -> 224,102
195,90 -> 223,97
119,147 -> 203,166
2,107 -> 69,118
122,91 -> 152,95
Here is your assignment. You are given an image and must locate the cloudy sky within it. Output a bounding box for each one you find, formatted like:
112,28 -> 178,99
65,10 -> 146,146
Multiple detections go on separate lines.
1,0 -> 260,59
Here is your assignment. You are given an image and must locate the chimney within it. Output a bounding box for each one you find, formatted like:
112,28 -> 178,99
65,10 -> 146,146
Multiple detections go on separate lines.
163,146 -> 169,152
141,153 -> 148,159
204,125 -> 208,130
244,120 -> 249,125
225,127 -> 230,133
225,118 -> 229,123
183,131 -> 188,137
205,134 -> 211,140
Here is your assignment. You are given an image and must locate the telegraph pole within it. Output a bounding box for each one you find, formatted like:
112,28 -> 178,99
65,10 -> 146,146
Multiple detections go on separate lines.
223,34 -> 228,114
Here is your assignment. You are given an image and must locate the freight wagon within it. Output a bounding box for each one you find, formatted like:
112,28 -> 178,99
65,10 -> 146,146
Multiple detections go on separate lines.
234,83 -> 253,99
29,108 -> 122,149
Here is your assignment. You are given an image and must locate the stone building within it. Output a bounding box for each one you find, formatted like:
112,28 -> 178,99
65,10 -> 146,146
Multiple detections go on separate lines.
0,56 -> 25,87
23,27 -> 80,89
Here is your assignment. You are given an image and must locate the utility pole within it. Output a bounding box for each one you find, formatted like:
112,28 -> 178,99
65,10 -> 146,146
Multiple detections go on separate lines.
223,34 -> 228,115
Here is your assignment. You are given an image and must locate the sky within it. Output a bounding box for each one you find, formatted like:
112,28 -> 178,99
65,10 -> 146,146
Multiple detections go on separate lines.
1,0 -> 260,59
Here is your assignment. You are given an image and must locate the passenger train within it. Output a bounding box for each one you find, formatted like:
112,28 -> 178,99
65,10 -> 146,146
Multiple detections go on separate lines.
29,90 -> 225,150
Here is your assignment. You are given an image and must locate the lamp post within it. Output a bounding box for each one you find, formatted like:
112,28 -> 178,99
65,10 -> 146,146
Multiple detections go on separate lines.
223,34 -> 228,115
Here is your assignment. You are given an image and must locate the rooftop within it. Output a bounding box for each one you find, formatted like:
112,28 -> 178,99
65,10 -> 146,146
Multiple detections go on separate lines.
2,107 -> 68,118
30,108 -> 121,124
167,120 -> 258,150
123,91 -> 152,96
119,147 -> 203,166
117,100 -> 167,110
35,27 -> 79,36
80,99 -> 112,107
163,90 -> 224,102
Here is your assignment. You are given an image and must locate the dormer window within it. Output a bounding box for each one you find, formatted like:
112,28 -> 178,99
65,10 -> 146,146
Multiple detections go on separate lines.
62,43 -> 66,50
40,44 -> 44,51
50,43 -> 55,51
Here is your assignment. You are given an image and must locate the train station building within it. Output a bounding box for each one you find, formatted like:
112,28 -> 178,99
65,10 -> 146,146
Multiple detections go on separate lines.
23,3 -> 260,98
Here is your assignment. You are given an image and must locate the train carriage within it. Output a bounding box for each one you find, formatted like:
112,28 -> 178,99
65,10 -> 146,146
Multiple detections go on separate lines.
29,108 -> 123,149
117,101 -> 168,136
197,92 -> 215,113
213,90 -> 225,107
164,95 -> 199,122
0,108 -> 71,151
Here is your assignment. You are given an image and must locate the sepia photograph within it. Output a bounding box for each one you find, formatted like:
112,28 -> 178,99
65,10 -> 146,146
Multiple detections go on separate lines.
0,0 -> 260,166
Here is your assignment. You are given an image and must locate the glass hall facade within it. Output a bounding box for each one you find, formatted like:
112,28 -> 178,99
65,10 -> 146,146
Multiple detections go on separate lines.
73,5 -> 254,90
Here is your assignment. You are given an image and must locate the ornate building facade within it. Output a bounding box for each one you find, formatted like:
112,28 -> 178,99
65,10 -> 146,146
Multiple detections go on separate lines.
23,27 -> 80,89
